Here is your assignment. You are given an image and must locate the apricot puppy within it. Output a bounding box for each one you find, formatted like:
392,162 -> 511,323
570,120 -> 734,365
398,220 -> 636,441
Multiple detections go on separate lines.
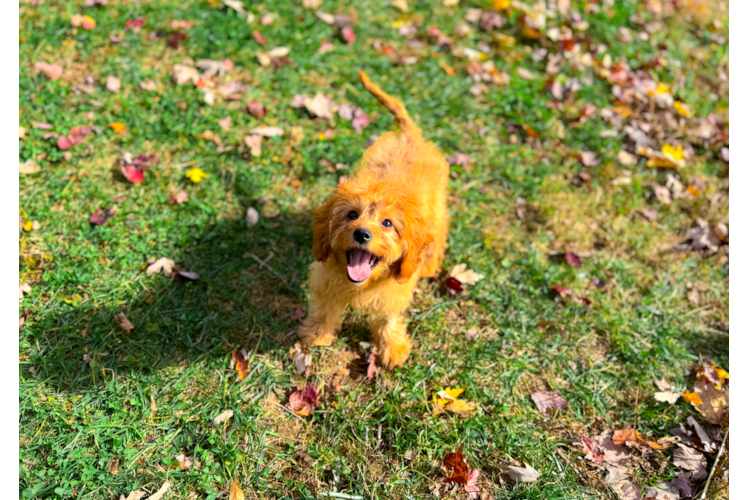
298,71 -> 449,368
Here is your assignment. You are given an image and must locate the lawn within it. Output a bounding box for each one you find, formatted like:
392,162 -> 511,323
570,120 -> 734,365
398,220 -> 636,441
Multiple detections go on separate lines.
19,0 -> 729,499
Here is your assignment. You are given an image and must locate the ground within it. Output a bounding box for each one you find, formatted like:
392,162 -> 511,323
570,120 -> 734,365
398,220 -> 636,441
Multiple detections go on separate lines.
19,1 -> 729,499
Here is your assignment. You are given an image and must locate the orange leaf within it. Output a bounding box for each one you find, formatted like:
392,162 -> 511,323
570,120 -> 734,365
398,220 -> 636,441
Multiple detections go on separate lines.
109,122 -> 126,134
683,390 -> 702,406
231,349 -> 249,382
441,63 -> 456,76
229,479 -> 244,500
443,448 -> 468,485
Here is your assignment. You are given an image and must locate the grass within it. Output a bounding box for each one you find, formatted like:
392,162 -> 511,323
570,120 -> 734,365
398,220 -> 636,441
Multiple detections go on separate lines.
19,0 -> 728,499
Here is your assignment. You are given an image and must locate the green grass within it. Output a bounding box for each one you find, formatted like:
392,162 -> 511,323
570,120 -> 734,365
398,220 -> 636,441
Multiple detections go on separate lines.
20,0 -> 728,499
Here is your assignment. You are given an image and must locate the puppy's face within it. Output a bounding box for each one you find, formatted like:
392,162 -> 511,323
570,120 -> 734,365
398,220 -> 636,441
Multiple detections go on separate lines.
313,183 -> 432,285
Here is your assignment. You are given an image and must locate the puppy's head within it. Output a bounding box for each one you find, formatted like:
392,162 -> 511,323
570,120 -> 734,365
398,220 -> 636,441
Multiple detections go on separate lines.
312,181 -> 432,285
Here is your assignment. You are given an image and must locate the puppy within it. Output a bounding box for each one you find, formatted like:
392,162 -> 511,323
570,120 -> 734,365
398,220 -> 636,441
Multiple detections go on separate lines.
298,71 -> 449,368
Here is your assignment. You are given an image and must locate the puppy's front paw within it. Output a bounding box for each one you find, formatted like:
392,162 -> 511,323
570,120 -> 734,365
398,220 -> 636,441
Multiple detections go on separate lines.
298,322 -> 337,347
377,338 -> 412,368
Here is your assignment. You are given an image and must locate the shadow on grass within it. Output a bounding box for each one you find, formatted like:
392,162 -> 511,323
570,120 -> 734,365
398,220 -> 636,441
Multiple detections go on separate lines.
26,205 -> 316,393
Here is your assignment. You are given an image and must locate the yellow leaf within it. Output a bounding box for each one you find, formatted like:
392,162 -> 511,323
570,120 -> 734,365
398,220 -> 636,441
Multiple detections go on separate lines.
444,387 -> 464,399
493,0 -> 511,10
109,122 -> 126,134
229,479 -> 244,500
713,365 -> 729,379
186,167 -> 209,183
23,220 -> 33,232
674,101 -> 694,118
446,399 -> 477,416
662,144 -> 684,161
656,83 -> 670,95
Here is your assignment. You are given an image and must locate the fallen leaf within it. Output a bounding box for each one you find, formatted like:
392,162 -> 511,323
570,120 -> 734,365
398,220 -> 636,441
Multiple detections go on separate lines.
446,152 -> 471,167
464,468 -> 480,498
565,252 -> 583,268
176,269 -> 200,281
247,99 -> 266,119
288,382 -> 318,416
145,482 -> 170,500
351,108 -> 370,133
213,409 -> 234,426
644,482 -> 680,500
673,444 -> 707,479
651,183 -> 672,206
318,40 -> 334,54
171,190 -> 189,205
196,59 -> 229,77
20,159 -> 41,175
230,348 -> 250,381
173,64 -> 199,85
444,277 -> 463,296
552,284 -> 573,296
89,206 -> 117,226
303,93 -> 334,120
367,352 -> 378,380
186,167 -> 208,183
612,428 -> 665,451
120,491 -> 147,500
245,207 -> 260,227
110,122 -> 126,134
291,343 -> 312,378
302,0 -> 321,7
244,134 -> 262,157
530,391 -> 568,416
618,150 -> 637,165
217,81 -> 246,99
580,151 -> 599,166
146,257 -> 175,277
693,378 -> 729,424
443,449 -> 469,485
167,32 -> 188,49
449,264 -> 484,285
342,26 -> 356,43
500,462 -> 540,483
108,458 -> 119,475
671,416 -> 719,453
115,312 -> 135,333
252,29 -> 267,45
223,0 -> 247,16
106,76 -> 121,92
34,61 -> 63,80
249,126 -> 284,138
604,467 -> 641,500
218,116 -> 232,131
517,67 -> 535,80
229,479 -> 244,500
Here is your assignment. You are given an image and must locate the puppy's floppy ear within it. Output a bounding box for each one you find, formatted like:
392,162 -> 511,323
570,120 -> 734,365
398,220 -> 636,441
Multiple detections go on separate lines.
312,196 -> 337,262
394,208 -> 433,284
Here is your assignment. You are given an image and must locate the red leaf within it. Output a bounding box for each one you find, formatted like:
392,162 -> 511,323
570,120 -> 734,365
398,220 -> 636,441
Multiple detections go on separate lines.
351,108 -> 370,133
551,284 -> 573,296
565,252 -> 583,268
288,382 -> 318,416
367,353 -> 378,380
247,99 -> 266,119
167,32 -> 188,49
252,29 -> 267,46
341,26 -> 356,44
57,136 -> 73,150
444,277 -> 463,296
68,126 -> 92,146
125,18 -> 146,30
89,207 -> 117,226
121,165 -> 145,183
443,449 -> 468,485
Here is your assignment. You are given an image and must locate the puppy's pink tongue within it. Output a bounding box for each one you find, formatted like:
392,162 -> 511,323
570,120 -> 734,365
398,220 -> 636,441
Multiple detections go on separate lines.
347,249 -> 373,282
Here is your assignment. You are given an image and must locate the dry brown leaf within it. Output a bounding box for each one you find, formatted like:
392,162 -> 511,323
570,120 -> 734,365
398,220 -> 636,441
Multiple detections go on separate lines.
500,462 -> 540,483
230,479 -> 244,500
145,482 -> 171,500
213,409 -> 234,426
530,391 -> 568,416
115,312 -> 135,333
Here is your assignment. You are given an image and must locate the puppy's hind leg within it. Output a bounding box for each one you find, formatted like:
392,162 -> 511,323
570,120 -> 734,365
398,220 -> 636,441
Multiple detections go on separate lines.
369,314 -> 412,368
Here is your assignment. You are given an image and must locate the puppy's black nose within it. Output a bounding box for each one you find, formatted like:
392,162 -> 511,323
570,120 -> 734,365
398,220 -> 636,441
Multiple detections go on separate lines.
353,228 -> 372,244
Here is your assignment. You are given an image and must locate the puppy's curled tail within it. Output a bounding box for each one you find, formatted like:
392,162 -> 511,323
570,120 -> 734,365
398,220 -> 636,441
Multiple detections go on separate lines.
359,71 -> 422,140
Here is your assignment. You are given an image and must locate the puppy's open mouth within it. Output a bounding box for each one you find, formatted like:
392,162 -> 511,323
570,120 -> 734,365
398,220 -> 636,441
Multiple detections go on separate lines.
346,248 -> 381,283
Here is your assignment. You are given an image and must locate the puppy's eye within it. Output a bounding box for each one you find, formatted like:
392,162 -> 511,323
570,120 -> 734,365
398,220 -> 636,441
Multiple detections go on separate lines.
382,219 -> 393,228
348,211 -> 359,220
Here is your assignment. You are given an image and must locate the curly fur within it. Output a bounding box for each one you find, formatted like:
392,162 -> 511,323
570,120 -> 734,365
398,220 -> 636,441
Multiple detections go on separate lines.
298,71 -> 450,368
